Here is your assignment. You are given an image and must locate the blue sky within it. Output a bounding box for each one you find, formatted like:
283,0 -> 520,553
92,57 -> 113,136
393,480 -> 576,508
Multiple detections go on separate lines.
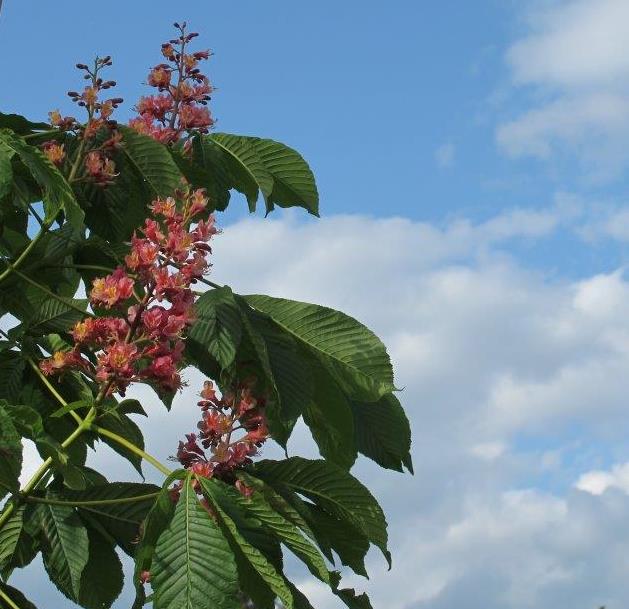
5,1 -> 629,608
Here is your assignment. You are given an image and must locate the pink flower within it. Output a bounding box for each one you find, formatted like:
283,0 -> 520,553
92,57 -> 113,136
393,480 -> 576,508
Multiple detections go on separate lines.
147,65 -> 171,89
125,236 -> 159,270
90,268 -> 135,308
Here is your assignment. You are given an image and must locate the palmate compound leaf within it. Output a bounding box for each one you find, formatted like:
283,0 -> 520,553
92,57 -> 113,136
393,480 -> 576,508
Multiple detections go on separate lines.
151,476 -> 240,609
0,129 -> 83,228
243,295 -> 394,402
252,457 -> 391,567
199,477 -> 294,609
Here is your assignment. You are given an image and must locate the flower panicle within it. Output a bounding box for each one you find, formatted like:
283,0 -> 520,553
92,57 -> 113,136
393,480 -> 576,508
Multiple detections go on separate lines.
129,22 -> 215,145
46,56 -> 123,186
40,185 -> 215,398
173,378 -> 269,499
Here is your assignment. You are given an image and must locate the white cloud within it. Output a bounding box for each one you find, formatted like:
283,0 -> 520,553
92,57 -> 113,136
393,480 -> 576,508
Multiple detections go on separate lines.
576,462 -> 629,495
508,0 -> 629,88
11,209 -> 629,608
498,0 -> 629,176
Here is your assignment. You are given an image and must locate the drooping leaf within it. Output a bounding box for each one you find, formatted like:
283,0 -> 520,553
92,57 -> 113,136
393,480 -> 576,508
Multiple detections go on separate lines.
303,364 -> 357,470
207,133 -> 273,212
245,137 -> 319,216
186,286 -> 242,373
151,477 -> 239,609
77,527 -> 124,609
195,134 -> 319,216
252,457 -> 390,565
38,496 -> 90,602
334,588 -> 374,609
234,297 -> 313,445
132,471 -> 185,609
303,503 -> 369,577
244,295 -> 394,401
235,483 -> 332,584
0,352 -> 25,403
62,482 -> 160,556
351,393 -> 413,473
0,504 -> 39,579
200,478 -> 293,609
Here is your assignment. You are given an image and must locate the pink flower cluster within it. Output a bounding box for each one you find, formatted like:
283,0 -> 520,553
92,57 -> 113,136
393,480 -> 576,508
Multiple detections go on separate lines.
129,22 -> 214,145
174,379 -> 270,497
47,56 -> 123,185
40,187 -> 217,397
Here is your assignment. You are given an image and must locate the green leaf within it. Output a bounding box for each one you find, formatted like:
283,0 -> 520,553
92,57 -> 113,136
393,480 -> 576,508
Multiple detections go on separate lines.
61,482 -> 160,556
252,457 -> 390,565
132,474 -> 181,609
82,127 -> 182,243
0,505 -> 39,579
171,138 -> 231,212
237,484 -> 332,584
235,298 -> 312,445
334,588 -> 374,609
0,582 -> 37,609
152,477 -> 239,609
0,140 -> 14,200
98,411 -> 145,476
0,402 -> 22,498
38,496 -> 90,602
304,503 -> 369,577
304,364 -> 357,470
352,393 -> 413,473
208,133 -> 273,212
0,352 -> 25,403
186,286 -> 242,373
200,477 -> 293,609
246,137 -> 319,216
244,295 -> 394,401
197,134 -> 319,216
77,527 -> 124,609
51,399 -> 91,418
118,126 -> 182,197
0,129 -> 83,228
